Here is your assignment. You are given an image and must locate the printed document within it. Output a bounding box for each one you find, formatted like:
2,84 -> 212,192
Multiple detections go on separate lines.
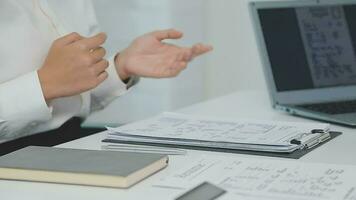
153,155 -> 356,200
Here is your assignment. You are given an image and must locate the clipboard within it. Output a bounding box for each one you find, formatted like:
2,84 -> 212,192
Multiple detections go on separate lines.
102,131 -> 342,159
103,112 -> 343,159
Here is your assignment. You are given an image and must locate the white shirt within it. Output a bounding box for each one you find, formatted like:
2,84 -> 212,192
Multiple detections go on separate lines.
0,0 -> 129,143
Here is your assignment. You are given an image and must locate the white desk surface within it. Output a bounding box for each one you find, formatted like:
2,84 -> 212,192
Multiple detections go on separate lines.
1,90 -> 356,199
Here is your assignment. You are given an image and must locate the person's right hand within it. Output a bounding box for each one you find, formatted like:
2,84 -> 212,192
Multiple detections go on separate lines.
37,32 -> 108,102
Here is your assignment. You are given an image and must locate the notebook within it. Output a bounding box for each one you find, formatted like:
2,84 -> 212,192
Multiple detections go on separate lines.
0,146 -> 168,188
104,112 -> 340,157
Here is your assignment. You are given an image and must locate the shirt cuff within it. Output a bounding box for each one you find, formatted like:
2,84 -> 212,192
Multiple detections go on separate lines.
90,55 -> 130,104
0,71 -> 52,121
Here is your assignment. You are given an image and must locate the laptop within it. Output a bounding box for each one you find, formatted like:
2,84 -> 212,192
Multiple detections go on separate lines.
250,0 -> 356,127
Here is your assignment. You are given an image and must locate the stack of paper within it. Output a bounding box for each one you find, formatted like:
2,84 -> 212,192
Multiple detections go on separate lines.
105,112 -> 330,153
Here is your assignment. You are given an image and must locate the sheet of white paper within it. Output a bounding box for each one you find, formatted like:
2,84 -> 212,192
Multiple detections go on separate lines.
152,155 -> 356,200
108,112 -> 329,146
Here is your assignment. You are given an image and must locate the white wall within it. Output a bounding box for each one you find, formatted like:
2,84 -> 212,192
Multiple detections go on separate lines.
203,0 -> 269,99
84,0 -> 275,126
84,0 -> 208,126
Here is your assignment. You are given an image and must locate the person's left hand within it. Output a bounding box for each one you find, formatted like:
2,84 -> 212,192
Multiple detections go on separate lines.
115,29 -> 213,80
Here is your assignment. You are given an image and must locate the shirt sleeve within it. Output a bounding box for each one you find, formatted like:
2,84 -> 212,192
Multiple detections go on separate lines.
90,54 -> 135,112
0,71 -> 52,142
83,0 -> 139,112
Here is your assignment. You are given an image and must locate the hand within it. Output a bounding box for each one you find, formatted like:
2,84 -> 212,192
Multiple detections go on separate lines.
38,32 -> 109,101
115,29 -> 213,80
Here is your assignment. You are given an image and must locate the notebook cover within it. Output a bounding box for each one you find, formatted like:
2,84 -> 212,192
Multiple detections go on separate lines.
0,146 -> 168,187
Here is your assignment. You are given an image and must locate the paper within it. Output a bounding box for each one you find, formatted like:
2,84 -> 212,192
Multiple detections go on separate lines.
296,6 -> 356,87
107,113 -> 329,151
153,155 -> 356,200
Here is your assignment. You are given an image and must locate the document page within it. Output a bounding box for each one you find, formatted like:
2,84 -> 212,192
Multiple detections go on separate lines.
108,112 -> 329,146
153,155 -> 356,200
296,6 -> 356,87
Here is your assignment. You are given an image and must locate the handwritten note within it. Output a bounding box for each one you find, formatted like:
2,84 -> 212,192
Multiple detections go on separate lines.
153,156 -> 356,200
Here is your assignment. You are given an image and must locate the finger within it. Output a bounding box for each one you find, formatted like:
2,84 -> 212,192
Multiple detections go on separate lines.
192,43 -> 212,55
55,32 -> 83,46
77,32 -> 107,50
192,43 -> 213,58
97,70 -> 108,83
182,49 -> 193,62
175,51 -> 185,62
176,61 -> 187,69
165,61 -> 187,77
175,49 -> 192,62
150,29 -> 183,41
174,61 -> 187,74
92,59 -> 109,75
90,47 -> 106,63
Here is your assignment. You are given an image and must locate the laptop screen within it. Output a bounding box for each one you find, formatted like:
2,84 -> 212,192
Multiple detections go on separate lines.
258,5 -> 356,92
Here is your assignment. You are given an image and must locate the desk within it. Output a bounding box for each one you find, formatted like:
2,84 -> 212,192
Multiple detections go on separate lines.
1,90 -> 356,199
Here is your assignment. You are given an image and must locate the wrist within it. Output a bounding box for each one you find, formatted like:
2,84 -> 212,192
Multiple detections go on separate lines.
37,69 -> 56,102
114,51 -> 131,81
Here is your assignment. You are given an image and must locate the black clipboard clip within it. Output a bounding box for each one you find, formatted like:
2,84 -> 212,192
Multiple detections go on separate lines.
290,129 -> 332,150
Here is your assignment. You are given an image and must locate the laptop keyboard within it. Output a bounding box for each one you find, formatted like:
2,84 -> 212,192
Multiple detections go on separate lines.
299,100 -> 356,115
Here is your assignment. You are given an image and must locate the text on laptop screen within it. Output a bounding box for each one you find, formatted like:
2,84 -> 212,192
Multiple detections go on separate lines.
258,5 -> 356,91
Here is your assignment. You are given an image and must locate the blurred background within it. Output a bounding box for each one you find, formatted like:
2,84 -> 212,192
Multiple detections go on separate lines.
84,0 -> 270,127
